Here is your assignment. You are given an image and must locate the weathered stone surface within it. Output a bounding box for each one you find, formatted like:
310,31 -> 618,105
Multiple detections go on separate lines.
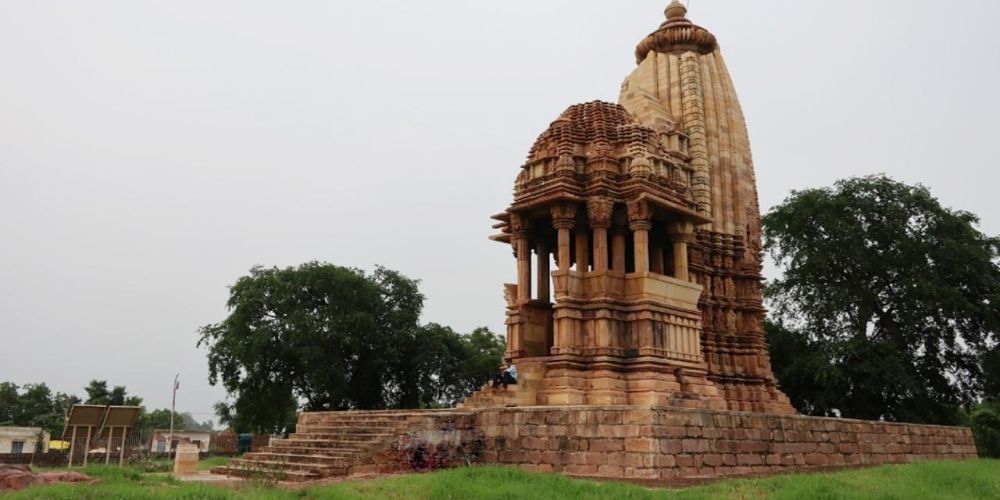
215,406 -> 976,483
474,0 -> 794,415
476,406 -> 977,481
0,465 -> 94,491
173,443 -> 200,477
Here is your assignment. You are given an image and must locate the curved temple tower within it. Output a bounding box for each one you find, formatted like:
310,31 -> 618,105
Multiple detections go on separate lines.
477,2 -> 795,415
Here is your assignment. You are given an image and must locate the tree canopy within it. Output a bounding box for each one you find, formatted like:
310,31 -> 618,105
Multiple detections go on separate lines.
0,382 -> 79,436
763,175 -> 1000,424
198,262 -> 505,434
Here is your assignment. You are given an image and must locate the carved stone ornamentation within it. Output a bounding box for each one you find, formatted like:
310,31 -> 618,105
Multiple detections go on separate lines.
550,204 -> 578,228
627,199 -> 652,224
478,1 -> 794,415
587,197 -> 615,229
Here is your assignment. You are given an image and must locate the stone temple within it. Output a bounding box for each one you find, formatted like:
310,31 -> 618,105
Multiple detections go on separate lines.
215,2 -> 977,483
463,0 -> 794,415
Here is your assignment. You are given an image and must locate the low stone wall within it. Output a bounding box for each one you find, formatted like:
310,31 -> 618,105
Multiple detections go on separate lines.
475,406 -> 977,481
0,453 -> 67,468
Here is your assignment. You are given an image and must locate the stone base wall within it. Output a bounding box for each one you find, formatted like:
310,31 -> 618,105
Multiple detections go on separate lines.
475,406 -> 977,481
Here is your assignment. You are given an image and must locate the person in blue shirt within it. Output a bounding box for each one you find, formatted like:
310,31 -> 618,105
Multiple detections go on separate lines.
492,358 -> 518,390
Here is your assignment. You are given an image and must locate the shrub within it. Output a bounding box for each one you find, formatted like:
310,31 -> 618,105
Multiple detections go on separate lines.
970,405 -> 1000,458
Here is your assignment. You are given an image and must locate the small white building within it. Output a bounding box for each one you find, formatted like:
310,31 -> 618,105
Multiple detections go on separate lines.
0,427 -> 50,454
150,430 -> 212,453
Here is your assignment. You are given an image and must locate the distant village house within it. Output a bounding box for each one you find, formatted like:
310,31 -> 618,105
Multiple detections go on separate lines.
0,427 -> 50,454
149,429 -> 211,453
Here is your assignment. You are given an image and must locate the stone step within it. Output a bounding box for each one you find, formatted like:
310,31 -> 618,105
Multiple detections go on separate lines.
295,424 -> 397,434
259,445 -> 361,456
269,438 -> 370,450
287,432 -> 398,442
227,458 -> 348,475
298,418 -> 398,427
292,425 -> 396,436
244,452 -> 357,466
211,465 -> 321,482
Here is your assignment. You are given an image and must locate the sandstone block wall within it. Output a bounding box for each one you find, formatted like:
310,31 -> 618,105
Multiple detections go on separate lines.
475,406 -> 977,481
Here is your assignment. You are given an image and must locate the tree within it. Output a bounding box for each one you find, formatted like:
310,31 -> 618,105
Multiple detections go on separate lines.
395,324 -> 506,409
983,348 -> 1000,402
84,380 -> 110,405
15,384 -> 57,430
0,382 -> 18,426
0,383 -> 73,436
84,380 -> 141,407
453,327 -> 507,403
763,175 -> 1000,424
199,262 -> 507,433
970,404 -> 1000,458
199,263 -> 427,433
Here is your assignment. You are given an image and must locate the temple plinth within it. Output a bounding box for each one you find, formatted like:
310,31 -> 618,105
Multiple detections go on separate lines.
467,1 -> 794,414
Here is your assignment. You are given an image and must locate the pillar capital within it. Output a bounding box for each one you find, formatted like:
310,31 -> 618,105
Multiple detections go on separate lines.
629,220 -> 652,232
627,199 -> 652,224
667,221 -> 697,243
550,203 -> 578,230
510,213 -> 529,240
586,197 -> 614,229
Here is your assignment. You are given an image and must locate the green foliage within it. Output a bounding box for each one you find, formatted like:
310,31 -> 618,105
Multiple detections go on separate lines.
397,324 -> 507,408
83,379 -> 110,405
85,379 -> 142,406
0,382 -> 79,436
971,403 -> 1000,458
198,262 -> 505,433
0,382 -> 18,425
763,175 -> 1000,424
7,461 -> 1000,499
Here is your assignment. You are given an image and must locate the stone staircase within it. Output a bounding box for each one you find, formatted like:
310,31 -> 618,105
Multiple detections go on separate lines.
211,410 -> 479,482
458,385 -> 523,408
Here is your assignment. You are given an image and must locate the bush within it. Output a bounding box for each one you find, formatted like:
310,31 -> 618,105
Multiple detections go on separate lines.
970,405 -> 1000,458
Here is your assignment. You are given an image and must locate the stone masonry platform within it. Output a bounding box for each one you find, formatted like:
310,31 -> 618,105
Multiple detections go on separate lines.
213,406 -> 977,483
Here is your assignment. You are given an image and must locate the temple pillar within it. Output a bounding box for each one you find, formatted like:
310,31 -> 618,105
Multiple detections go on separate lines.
611,227 -> 627,273
587,198 -> 614,272
628,200 -> 652,273
551,204 -> 577,272
575,230 -> 590,272
536,242 -> 550,302
512,215 -> 532,303
651,238 -> 665,275
669,221 -> 696,282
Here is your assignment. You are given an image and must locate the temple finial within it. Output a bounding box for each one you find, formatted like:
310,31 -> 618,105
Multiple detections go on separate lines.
665,0 -> 688,21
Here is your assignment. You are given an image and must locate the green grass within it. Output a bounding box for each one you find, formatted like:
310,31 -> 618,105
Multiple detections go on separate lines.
198,456 -> 234,471
4,460 -> 998,499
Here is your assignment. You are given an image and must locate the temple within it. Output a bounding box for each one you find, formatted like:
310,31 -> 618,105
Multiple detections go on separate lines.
464,1 -> 795,414
215,3 -> 979,482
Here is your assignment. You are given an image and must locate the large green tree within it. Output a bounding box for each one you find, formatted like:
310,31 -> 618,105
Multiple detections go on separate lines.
0,382 -> 18,425
199,262 -> 504,434
763,175 -> 1000,424
0,382 -> 79,436
396,324 -> 507,409
84,379 -> 142,406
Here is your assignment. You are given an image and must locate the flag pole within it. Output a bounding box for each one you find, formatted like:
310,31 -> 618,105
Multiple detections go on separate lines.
168,374 -> 178,458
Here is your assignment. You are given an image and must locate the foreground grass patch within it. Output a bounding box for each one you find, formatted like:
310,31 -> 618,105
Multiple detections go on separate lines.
315,460 -> 1000,500
5,460 -> 999,499
198,456 -> 234,471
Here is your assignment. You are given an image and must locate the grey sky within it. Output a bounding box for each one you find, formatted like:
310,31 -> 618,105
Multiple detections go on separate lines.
2,0 -> 998,420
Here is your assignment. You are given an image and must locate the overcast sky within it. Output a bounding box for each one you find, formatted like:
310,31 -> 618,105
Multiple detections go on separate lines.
2,0 -> 998,421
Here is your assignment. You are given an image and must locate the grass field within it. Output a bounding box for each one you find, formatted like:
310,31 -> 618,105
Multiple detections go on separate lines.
5,460 -> 999,499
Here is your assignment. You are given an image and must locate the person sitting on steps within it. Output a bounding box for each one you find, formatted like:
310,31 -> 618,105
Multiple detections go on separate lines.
492,358 -> 517,391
